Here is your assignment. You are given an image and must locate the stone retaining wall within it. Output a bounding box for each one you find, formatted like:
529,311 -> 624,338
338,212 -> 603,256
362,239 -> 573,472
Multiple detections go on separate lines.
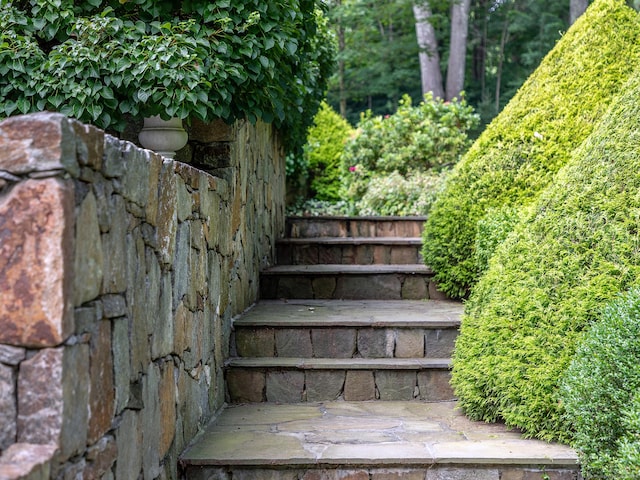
0,113 -> 285,479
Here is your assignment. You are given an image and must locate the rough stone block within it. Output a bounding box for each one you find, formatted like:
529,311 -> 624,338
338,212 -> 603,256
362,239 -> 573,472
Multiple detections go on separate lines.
156,162 -> 178,265
401,276 -> 428,300
74,190 -> 104,306
0,345 -> 26,365
236,328 -> 275,357
390,247 -> 419,264
305,371 -> 345,402
357,329 -> 393,358
276,277 -> 314,299
318,246 -> 343,265
101,194 -> 127,294
102,294 -> 127,319
395,330 -> 424,358
417,371 -> 455,401
371,469 -> 428,480
0,112 -> 78,175
142,364 -> 162,480
0,363 -> 16,450
234,469 -> 303,480
354,246 -> 375,265
428,281 -> 450,301
427,467 -> 499,480
0,179 -> 74,347
111,318 -> 131,414
334,276 -> 401,300
500,469 -> 580,480
83,435 -> 118,480
276,329 -> 313,357
343,371 -> 375,401
88,321 -> 115,444
185,467 -> 231,480
0,443 -> 56,480
266,371 -> 305,403
227,369 -> 265,403
303,469 -> 369,480
425,329 -> 458,358
312,278 -> 337,299
115,409 -> 143,480
375,371 -> 416,401
159,361 -> 177,458
312,329 -> 356,358
294,245 -> 319,265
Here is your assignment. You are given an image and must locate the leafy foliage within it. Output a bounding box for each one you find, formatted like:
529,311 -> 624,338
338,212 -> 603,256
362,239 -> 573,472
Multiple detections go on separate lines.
422,0 -> 640,299
341,93 -> 478,206
451,66 -> 640,442
473,205 -> 522,275
303,101 -> 354,201
0,0 -> 336,152
560,289 -> 640,479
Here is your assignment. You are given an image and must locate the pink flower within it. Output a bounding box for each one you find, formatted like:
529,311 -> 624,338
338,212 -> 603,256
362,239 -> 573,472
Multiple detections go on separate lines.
349,166 -> 357,172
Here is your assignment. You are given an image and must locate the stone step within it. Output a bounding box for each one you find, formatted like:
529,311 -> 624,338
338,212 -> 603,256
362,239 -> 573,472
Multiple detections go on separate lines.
232,300 -> 461,359
286,216 -> 426,239
260,264 -> 440,300
225,357 -> 454,403
276,236 -> 423,265
180,401 -> 581,480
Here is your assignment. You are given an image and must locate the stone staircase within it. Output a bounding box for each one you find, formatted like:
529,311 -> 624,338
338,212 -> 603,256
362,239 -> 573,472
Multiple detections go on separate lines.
180,217 -> 581,480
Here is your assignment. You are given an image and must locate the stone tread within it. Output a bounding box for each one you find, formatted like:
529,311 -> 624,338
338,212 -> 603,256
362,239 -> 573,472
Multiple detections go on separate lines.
180,401 -> 579,468
233,299 -> 462,328
277,236 -> 422,245
226,357 -> 451,369
261,264 -> 433,275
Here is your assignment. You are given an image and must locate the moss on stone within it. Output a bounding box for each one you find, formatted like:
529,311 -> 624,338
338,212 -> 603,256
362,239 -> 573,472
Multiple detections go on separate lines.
421,0 -> 640,299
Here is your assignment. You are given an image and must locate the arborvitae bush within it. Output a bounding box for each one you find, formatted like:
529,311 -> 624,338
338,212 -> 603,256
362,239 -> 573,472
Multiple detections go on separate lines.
560,289 -> 640,479
303,101 -> 354,201
421,0 -> 640,298
451,71 -> 640,442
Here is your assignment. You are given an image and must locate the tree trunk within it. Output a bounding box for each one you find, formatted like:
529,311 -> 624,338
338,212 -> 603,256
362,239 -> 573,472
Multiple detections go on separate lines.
445,0 -> 471,101
413,2 -> 444,99
570,0 -> 589,24
338,21 -> 347,118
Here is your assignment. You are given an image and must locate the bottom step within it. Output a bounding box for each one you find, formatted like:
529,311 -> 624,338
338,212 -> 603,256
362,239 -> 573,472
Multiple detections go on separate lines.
181,401 -> 580,480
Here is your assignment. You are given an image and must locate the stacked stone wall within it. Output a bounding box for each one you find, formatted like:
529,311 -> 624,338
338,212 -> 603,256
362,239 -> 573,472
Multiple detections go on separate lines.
0,112 -> 285,479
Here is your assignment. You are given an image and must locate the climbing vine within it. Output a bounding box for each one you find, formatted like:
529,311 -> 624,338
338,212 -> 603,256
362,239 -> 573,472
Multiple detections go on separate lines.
0,0 -> 335,152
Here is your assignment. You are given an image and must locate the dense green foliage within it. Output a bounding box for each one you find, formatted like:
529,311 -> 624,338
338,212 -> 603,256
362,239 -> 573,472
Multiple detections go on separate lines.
451,67 -> 640,442
560,289 -> 640,479
303,101 -> 354,201
421,0 -> 640,298
341,93 -> 478,212
0,0 -> 335,152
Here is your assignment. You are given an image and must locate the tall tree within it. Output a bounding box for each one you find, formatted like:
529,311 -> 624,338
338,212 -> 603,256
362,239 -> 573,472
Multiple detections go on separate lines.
570,0 -> 589,23
414,2 -> 445,98
446,0 -> 472,100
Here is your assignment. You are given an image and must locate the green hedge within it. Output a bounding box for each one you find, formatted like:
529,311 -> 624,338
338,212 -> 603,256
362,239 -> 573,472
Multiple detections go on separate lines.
421,0 -> 640,298
560,289 -> 640,478
451,70 -> 640,441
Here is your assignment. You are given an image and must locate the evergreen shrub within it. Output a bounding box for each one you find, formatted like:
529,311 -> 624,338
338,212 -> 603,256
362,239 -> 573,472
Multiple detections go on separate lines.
303,101 -> 354,201
421,0 -> 640,298
451,70 -> 640,442
560,289 -> 640,479
341,93 -> 478,215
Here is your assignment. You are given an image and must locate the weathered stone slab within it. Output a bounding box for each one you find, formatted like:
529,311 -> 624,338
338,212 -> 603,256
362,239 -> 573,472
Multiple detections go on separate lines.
111,317 -> 131,415
426,468 -> 499,480
312,329 -> 356,358
357,329 -> 393,358
159,361 -> 177,458
418,371 -> 455,401
371,470 -> 428,480
142,363 -> 162,480
0,345 -> 26,365
0,179 -> 74,347
0,112 -> 78,175
276,277 -> 314,299
236,328 -> 275,357
0,363 -> 16,450
276,329 -> 313,357
102,294 -> 126,319
303,469 -> 369,480
375,371 -> 416,401
343,371 -> 375,401
334,276 -> 402,300
312,277 -> 337,298
101,193 -> 127,294
266,371 -> 304,403
395,330 -> 424,358
83,435 -> 118,480
227,369 -> 265,403
401,276 -> 428,300
115,409 -> 142,480
74,190 -> 104,306
88,321 -> 114,444
425,329 -> 458,358
305,371 -> 345,402
0,443 -> 56,480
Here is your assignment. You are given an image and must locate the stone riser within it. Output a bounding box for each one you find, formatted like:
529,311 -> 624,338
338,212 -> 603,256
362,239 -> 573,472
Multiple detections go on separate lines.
226,368 -> 454,403
260,273 -> 437,300
233,327 -> 457,359
277,243 -> 422,265
185,465 -> 581,480
286,216 -> 426,239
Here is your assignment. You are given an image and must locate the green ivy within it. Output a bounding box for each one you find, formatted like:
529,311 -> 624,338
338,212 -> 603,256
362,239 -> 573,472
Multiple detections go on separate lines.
0,0 -> 336,153
451,67 -> 640,442
421,0 -> 640,298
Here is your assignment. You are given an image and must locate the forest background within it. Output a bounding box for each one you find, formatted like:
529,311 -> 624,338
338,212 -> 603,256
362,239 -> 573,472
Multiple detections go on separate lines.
325,0 -> 594,128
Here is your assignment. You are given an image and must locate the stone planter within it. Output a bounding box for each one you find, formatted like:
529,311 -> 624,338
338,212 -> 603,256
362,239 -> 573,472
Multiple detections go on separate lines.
138,116 -> 188,159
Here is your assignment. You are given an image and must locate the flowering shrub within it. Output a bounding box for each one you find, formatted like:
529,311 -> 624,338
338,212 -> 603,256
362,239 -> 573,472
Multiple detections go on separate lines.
341,94 -> 478,209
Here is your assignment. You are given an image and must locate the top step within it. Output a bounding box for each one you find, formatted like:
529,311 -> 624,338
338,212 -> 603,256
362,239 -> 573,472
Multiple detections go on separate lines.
286,216 -> 427,239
